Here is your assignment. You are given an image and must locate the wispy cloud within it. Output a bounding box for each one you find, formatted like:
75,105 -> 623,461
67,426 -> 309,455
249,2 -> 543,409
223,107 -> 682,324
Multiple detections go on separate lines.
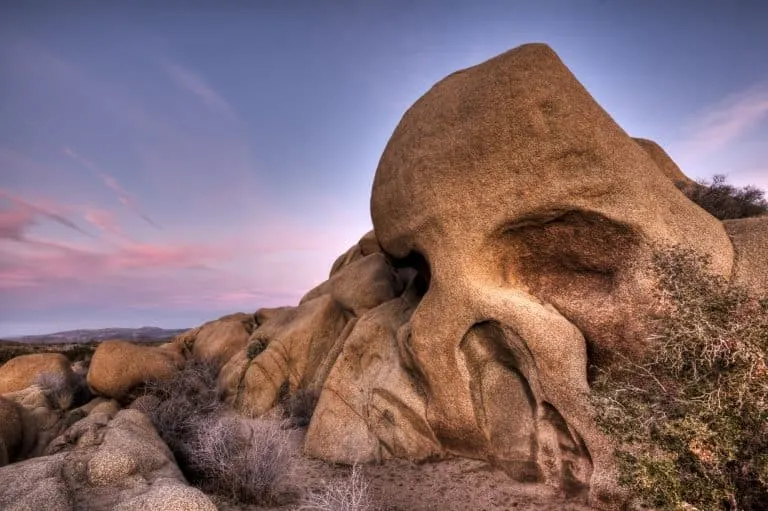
0,189 -> 94,239
165,63 -> 235,118
83,208 -> 125,238
677,82 -> 768,161
62,146 -> 161,229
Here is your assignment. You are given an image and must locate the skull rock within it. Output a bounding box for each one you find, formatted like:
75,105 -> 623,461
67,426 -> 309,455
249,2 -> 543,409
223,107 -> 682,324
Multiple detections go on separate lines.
365,43 -> 734,505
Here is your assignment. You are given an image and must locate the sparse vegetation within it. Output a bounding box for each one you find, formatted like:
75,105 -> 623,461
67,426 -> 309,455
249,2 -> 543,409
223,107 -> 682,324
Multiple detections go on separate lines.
592,246 -> 768,510
0,341 -> 100,366
190,416 -> 293,503
298,464 -> 376,511
143,360 -> 293,504
677,174 -> 768,220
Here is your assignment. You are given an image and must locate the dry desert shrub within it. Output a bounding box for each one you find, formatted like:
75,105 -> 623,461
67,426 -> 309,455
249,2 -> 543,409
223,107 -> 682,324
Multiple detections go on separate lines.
142,359 -> 292,504
677,174 -> 768,220
190,415 -> 292,503
592,246 -> 768,510
298,464 -> 376,511
142,360 -> 222,469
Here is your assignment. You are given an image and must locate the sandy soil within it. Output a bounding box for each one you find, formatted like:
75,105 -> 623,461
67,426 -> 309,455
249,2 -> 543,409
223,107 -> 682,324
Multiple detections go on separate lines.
215,429 -> 595,511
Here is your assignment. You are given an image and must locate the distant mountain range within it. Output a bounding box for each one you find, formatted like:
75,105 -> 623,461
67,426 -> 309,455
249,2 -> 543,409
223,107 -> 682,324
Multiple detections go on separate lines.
3,327 -> 189,344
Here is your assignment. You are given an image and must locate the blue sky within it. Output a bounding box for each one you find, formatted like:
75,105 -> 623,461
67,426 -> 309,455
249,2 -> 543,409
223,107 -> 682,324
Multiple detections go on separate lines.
1,0 -> 767,336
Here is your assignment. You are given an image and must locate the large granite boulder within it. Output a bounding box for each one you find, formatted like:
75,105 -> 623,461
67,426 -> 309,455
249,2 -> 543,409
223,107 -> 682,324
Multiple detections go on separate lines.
633,137 -> 696,188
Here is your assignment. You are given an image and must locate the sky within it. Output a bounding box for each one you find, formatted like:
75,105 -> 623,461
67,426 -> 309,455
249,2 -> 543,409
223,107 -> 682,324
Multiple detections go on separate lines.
1,1 -> 767,336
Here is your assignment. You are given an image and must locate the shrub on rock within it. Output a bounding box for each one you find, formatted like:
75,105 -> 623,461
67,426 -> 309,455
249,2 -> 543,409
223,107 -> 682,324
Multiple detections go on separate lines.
592,246 -> 768,510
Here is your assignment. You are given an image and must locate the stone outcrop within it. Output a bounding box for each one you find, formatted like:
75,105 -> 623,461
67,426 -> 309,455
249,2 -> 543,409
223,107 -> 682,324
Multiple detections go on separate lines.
724,216 -> 768,295
633,137 -> 696,188
0,407 -> 215,511
87,341 -> 184,401
210,43 -> 756,510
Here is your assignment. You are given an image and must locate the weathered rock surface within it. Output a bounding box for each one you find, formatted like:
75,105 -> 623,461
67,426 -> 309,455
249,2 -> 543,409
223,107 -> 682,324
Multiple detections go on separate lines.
87,341 -> 184,401
301,252 -> 404,315
633,137 -> 696,187
724,216 -> 768,295
0,353 -> 75,395
222,295 -> 352,416
0,408 -> 215,511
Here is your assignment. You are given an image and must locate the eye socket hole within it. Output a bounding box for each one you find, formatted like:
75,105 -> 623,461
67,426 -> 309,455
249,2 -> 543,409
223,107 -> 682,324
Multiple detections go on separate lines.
391,250 -> 431,297
500,210 -> 639,294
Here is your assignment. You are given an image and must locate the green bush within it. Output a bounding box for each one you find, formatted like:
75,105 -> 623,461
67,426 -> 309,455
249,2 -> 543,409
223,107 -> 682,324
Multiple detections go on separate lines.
677,175 -> 768,220
591,247 -> 768,510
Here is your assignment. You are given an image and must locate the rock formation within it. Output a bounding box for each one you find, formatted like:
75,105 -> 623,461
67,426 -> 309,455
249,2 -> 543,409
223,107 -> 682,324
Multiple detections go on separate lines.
0,405 -> 215,511
211,43 -> 759,508
2,42 -> 766,510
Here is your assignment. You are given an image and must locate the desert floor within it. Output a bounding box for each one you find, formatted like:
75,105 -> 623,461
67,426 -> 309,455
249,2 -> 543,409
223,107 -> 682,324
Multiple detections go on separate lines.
214,429 -> 594,511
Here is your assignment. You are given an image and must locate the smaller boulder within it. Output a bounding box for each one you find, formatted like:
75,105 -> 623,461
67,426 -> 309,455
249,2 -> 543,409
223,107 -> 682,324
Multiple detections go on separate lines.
0,353 -> 75,397
87,341 -> 184,401
188,313 -> 257,368
302,252 -> 404,316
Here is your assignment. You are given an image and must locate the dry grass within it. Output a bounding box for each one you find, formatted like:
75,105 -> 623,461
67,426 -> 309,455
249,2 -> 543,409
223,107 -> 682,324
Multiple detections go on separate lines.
592,246 -> 768,510
298,464 -> 376,511
678,174 -> 768,220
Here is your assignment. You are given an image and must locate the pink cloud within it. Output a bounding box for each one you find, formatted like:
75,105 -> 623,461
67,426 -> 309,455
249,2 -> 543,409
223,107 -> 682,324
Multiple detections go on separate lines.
0,206 -> 36,241
0,189 -> 94,239
62,146 -> 161,229
676,82 -> 768,161
82,208 -> 125,238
